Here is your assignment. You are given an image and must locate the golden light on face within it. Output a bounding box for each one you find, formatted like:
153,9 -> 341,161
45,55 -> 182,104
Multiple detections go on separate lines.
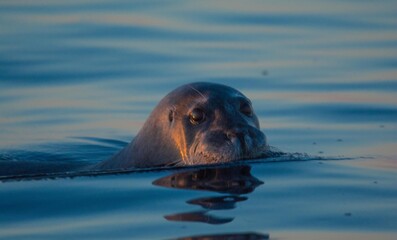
173,121 -> 188,164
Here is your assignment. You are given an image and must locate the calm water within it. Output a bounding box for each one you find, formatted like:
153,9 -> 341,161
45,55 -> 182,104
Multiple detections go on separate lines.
1,0 -> 397,239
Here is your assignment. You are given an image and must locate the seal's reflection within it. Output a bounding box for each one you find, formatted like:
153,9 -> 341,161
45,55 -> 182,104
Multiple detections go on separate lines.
152,165 -> 263,225
171,232 -> 269,240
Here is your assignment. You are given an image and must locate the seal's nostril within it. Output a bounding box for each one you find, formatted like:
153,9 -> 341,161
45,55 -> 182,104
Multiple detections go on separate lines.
226,128 -> 244,139
226,132 -> 236,140
238,132 -> 249,152
225,129 -> 249,155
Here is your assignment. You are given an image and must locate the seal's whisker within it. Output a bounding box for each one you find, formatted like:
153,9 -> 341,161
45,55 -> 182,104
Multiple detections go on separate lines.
175,160 -> 186,167
186,155 -> 195,165
192,141 -> 200,155
165,158 -> 184,167
189,86 -> 206,100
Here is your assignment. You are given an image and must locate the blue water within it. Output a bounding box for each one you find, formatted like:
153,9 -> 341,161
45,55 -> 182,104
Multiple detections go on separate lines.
1,0 -> 397,239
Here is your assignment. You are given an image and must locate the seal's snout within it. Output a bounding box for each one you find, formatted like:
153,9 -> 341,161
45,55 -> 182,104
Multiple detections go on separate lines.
226,129 -> 249,155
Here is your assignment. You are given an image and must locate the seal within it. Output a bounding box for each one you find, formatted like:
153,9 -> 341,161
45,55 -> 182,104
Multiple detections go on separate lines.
96,82 -> 267,170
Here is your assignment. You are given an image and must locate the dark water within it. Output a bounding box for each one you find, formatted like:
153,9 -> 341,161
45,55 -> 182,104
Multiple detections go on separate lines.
1,161 -> 396,239
1,0 -> 397,239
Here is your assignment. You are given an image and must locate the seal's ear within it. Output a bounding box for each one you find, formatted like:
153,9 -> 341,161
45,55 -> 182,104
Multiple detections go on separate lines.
168,109 -> 174,122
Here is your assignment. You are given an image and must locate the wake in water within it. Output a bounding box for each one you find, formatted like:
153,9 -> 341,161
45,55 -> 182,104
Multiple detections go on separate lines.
0,137 -> 126,179
0,136 -> 350,182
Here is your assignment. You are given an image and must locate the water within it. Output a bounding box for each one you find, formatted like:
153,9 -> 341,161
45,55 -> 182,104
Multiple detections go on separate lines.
1,0 -> 397,239
1,162 -> 396,239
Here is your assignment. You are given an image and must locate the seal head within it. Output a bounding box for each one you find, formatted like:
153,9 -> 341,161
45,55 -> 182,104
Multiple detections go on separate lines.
97,82 -> 267,169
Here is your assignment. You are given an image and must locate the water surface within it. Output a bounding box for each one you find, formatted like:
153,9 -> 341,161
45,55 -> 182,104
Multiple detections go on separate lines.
0,0 -> 396,239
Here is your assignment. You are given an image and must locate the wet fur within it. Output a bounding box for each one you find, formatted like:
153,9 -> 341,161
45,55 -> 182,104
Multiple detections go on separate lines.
95,82 -> 267,170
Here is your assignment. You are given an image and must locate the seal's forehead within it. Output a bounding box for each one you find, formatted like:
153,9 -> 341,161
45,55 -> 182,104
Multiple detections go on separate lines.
186,83 -> 245,99
164,82 -> 248,108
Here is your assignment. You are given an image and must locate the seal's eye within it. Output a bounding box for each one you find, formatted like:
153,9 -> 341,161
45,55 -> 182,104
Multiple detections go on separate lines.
240,101 -> 253,117
189,108 -> 205,125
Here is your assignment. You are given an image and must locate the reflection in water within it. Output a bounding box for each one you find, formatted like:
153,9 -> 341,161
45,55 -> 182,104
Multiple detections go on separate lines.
165,210 -> 233,225
153,165 -> 264,194
170,232 -> 269,240
153,165 -> 263,225
187,195 -> 248,210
